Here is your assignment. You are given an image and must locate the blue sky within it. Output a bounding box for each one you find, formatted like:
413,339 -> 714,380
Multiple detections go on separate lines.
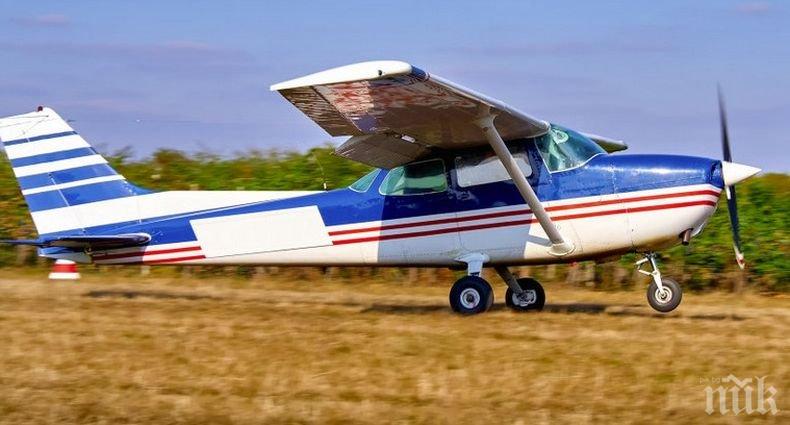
1,0 -> 787,171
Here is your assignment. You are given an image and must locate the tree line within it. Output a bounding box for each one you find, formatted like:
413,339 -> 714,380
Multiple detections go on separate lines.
0,147 -> 786,292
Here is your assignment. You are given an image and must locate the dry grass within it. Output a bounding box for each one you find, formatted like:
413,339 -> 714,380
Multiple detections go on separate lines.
0,273 -> 787,424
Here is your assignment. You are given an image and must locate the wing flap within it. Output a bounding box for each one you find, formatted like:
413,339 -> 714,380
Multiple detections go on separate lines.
334,134 -> 432,169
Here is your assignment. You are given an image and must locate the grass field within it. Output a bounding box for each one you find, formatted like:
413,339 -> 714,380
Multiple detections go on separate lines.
0,273 -> 787,424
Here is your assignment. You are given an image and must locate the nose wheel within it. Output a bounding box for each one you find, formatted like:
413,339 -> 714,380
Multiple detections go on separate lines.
647,277 -> 682,313
637,253 -> 683,313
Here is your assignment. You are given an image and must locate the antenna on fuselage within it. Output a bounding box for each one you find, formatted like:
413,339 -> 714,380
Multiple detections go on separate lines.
309,151 -> 328,191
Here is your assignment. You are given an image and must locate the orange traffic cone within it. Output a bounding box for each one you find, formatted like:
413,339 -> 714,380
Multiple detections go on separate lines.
49,259 -> 81,280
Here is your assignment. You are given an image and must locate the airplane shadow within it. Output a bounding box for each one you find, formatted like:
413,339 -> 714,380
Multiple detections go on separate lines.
85,289 -> 220,301
361,302 -> 746,321
361,302 -> 614,315
83,290 -> 745,321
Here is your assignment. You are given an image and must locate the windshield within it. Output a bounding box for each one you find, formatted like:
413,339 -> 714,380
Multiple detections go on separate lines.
535,125 -> 605,172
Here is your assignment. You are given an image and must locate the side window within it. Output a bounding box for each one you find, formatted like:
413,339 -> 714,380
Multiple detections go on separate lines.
348,169 -> 379,192
455,143 -> 532,188
380,159 -> 447,196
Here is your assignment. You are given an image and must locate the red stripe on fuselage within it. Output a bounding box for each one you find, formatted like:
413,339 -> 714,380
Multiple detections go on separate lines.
331,200 -> 717,245
93,245 -> 202,260
141,254 -> 206,265
328,189 -> 720,237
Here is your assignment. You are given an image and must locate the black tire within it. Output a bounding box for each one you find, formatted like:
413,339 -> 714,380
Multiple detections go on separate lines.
505,277 -> 546,312
646,278 -> 682,313
449,276 -> 494,315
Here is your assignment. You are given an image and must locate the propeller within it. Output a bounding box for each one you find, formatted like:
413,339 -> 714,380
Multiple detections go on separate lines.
717,87 -> 747,269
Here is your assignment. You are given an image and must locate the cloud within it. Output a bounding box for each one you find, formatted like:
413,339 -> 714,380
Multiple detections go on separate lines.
0,40 -> 258,74
438,39 -> 673,58
10,14 -> 70,28
735,2 -> 772,14
0,39 -> 251,61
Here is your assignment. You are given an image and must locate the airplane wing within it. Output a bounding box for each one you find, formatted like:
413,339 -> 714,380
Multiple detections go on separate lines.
271,61 -> 551,168
1,233 -> 151,250
274,61 -> 612,256
272,61 -> 625,168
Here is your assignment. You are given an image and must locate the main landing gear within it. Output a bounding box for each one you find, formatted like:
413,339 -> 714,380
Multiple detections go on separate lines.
496,266 -> 545,312
449,275 -> 494,315
449,253 -> 495,315
637,253 -> 683,313
448,254 -> 545,315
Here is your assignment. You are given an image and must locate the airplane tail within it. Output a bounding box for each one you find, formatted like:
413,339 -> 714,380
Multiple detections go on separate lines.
0,107 -> 148,237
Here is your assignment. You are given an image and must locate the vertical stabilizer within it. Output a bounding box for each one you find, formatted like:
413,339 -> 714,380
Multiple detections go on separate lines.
0,107 -> 147,236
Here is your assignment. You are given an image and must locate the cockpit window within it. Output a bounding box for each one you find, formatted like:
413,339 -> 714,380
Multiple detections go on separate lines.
349,169 -> 379,192
455,142 -> 532,188
380,159 -> 447,196
535,126 -> 605,172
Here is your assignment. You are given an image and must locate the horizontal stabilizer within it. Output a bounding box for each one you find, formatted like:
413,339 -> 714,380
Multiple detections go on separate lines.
1,233 -> 151,250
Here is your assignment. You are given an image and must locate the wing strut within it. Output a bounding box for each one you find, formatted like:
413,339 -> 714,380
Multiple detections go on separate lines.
474,114 -> 574,256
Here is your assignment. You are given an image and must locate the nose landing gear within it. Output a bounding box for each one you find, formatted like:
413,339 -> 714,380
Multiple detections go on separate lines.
637,253 -> 683,313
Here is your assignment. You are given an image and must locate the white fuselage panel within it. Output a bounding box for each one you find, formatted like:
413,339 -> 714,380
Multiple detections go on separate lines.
191,206 -> 332,258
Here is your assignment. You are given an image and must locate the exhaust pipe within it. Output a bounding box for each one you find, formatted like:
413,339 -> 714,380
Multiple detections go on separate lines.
680,228 -> 693,246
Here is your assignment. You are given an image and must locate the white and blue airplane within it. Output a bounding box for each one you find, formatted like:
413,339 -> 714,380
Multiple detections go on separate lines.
0,61 -> 760,314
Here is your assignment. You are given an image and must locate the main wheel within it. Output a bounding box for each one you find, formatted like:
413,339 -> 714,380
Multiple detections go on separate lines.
647,278 -> 682,313
505,277 -> 546,312
449,276 -> 494,315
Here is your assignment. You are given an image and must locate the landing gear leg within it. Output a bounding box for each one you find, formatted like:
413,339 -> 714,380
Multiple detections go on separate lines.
496,266 -> 545,312
637,253 -> 682,313
449,253 -> 494,315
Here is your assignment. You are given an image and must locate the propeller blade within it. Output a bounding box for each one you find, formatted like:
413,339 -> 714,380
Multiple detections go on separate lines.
718,85 -> 733,162
718,86 -> 745,269
725,186 -> 745,269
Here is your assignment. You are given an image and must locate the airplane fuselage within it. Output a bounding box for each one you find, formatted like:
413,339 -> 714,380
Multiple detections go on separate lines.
43,138 -> 724,267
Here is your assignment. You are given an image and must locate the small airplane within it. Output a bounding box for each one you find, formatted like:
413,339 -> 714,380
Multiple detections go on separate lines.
0,61 -> 760,314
